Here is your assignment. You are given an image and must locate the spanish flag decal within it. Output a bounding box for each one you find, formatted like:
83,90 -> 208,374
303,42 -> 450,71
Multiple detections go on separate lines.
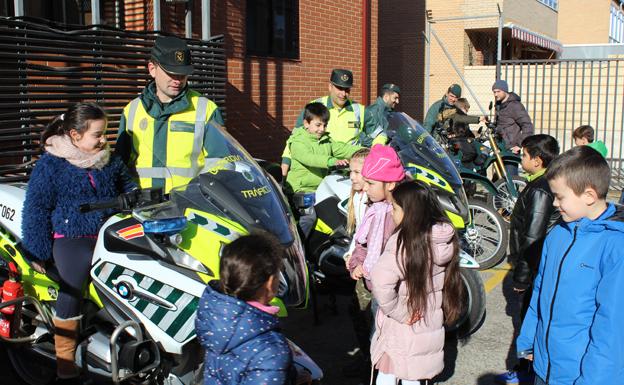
116,224 -> 144,240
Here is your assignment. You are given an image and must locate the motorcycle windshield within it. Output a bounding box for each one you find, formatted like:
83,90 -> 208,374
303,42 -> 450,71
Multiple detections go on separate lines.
386,112 -> 463,193
134,121 -> 307,307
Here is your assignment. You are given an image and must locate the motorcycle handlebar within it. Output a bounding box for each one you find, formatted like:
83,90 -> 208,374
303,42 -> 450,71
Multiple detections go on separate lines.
79,188 -> 164,214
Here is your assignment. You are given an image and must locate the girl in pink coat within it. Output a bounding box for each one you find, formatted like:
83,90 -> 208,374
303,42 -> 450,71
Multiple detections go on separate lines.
370,181 -> 464,385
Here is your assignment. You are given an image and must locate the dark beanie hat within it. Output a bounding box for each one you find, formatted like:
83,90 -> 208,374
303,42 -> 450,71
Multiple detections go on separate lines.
448,84 -> 462,97
492,79 -> 509,93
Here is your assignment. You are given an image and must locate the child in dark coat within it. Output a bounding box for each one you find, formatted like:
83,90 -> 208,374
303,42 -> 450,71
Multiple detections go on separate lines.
195,233 -> 293,385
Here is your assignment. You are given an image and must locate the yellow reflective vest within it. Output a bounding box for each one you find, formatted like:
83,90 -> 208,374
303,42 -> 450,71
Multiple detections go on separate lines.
122,90 -> 219,193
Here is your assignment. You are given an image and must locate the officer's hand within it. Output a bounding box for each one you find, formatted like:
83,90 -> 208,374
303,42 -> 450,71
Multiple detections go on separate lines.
334,159 -> 349,167
511,146 -> 521,154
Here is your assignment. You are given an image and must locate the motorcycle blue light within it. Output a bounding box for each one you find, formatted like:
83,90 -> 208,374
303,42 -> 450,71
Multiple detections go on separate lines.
302,193 -> 316,208
142,217 -> 188,234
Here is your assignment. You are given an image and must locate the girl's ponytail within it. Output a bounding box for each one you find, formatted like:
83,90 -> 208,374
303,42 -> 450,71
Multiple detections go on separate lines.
41,114 -> 67,147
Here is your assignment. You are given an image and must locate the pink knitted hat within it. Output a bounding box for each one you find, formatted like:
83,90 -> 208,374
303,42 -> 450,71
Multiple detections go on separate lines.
361,144 -> 405,182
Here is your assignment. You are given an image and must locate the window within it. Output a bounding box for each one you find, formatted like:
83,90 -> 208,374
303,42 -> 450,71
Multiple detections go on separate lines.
537,0 -> 558,11
246,0 -> 299,59
610,4 -> 624,43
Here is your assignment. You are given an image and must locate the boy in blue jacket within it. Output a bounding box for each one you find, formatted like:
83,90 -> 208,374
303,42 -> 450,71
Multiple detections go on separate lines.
516,145 -> 624,385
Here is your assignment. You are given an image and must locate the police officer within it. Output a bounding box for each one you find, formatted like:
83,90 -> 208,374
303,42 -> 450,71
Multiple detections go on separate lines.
116,36 -> 224,193
359,83 -> 401,147
423,83 -> 461,135
281,69 -> 368,177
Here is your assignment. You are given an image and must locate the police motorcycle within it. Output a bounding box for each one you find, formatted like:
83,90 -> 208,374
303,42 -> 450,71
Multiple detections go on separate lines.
439,103 -> 525,225
0,122 -> 322,384
293,113 -> 486,337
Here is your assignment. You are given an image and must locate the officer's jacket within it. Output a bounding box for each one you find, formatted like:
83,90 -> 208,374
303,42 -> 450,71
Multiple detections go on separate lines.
116,82 -> 223,193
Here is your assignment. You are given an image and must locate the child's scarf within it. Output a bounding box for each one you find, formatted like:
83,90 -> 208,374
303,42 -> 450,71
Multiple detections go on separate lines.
45,134 -> 110,170
355,200 -> 393,276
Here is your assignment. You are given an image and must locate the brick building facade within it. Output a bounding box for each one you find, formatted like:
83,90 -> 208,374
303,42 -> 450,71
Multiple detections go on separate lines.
102,0 -> 380,161
1,0 -> 379,161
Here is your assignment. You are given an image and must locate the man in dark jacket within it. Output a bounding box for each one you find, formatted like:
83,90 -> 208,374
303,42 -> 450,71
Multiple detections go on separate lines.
492,79 -> 534,176
496,134 -> 560,385
423,83 -> 461,135
359,83 -> 401,146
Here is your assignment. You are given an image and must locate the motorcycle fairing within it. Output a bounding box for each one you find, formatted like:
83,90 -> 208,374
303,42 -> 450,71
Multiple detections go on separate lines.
91,218 -> 207,354
178,208 -> 248,283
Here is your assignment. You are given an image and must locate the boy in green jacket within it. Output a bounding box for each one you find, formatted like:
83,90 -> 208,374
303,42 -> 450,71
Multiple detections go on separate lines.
285,102 -> 362,193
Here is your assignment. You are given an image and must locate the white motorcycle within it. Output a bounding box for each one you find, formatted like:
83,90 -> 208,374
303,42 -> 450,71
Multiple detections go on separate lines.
0,123 -> 322,384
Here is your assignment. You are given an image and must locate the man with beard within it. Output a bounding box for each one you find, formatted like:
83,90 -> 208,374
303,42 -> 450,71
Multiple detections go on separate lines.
358,83 -> 401,147
492,79 -> 534,175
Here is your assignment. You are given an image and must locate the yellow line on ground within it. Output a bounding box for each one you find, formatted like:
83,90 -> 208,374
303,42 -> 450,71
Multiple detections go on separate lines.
484,263 -> 512,293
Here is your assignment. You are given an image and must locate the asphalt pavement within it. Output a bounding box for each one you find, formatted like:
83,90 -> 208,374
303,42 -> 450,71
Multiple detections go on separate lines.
0,265 -> 520,385
282,264 -> 522,385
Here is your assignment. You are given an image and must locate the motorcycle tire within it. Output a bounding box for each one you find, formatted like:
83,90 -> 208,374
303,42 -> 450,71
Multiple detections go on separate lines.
463,199 -> 508,270
446,268 -> 486,338
6,344 -> 56,385
488,176 -> 527,223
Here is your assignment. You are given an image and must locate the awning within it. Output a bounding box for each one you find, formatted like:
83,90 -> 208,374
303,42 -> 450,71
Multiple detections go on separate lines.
506,23 -> 563,53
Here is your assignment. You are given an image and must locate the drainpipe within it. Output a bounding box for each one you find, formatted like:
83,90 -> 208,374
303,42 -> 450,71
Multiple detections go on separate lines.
361,0 -> 369,105
154,0 -> 161,31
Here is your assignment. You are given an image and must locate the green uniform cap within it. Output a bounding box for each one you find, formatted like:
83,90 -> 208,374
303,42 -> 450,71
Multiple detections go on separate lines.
448,83 -> 462,97
151,36 -> 194,76
382,83 -> 401,94
330,69 -> 354,88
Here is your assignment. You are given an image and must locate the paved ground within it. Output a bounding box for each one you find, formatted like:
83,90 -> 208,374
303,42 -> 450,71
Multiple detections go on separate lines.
0,265 -> 522,385
282,264 -> 523,385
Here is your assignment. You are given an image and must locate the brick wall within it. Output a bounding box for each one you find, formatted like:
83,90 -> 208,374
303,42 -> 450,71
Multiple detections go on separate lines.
212,0 -> 378,161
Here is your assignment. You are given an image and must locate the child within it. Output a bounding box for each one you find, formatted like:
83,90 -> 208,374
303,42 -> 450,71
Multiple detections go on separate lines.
516,145 -> 624,385
285,102 -> 361,194
370,181 -> 464,385
342,148 -> 373,378
21,102 -> 135,382
195,233 -> 293,385
572,124 -> 608,158
495,134 -> 560,385
347,144 -> 405,287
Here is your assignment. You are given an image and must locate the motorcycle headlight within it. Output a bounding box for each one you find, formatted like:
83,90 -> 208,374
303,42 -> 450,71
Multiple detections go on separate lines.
166,247 -> 212,275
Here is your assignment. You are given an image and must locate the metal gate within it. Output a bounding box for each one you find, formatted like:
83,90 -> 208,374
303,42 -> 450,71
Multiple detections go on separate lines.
0,17 -> 226,182
501,59 -> 624,188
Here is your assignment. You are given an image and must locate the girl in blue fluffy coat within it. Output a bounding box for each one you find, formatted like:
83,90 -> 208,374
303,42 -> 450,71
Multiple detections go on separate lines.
21,102 -> 135,382
195,232 -> 295,385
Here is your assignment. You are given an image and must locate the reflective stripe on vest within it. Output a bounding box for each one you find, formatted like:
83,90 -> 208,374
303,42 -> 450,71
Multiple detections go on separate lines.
125,94 -> 212,192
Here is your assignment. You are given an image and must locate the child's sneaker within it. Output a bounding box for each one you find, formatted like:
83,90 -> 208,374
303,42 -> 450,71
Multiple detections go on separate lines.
494,370 -> 534,385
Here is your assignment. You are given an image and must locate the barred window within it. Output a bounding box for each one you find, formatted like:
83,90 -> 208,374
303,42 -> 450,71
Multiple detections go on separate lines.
610,4 -> 624,43
537,0 -> 558,11
246,0 -> 299,59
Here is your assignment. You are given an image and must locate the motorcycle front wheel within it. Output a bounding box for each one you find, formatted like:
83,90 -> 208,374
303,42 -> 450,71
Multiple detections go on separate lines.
488,176 -> 527,223
463,199 -> 508,270
446,268 -> 486,338
6,344 -> 56,385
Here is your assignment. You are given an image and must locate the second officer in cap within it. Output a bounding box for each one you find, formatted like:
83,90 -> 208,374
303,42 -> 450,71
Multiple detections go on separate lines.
359,83 -> 401,147
281,69 -> 370,177
116,36 -> 224,193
